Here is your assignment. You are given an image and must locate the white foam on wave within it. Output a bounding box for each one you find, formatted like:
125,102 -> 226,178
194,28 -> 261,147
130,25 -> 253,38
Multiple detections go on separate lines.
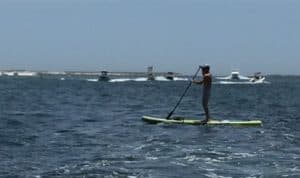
155,76 -> 189,81
146,156 -> 158,160
174,77 -> 189,81
201,157 -> 223,163
171,161 -> 187,167
110,78 -> 132,82
207,150 -> 227,156
110,77 -> 148,82
134,77 -> 148,81
87,79 -> 98,82
184,155 -> 201,162
232,152 -> 256,158
215,81 -> 269,85
86,77 -> 189,83
204,172 -> 232,178
289,166 -> 300,172
155,76 -> 169,81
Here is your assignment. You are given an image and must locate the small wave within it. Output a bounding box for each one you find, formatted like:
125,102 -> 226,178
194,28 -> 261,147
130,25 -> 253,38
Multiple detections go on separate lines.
183,155 -> 201,162
113,77 -> 148,82
215,81 -> 270,85
83,118 -> 98,123
174,77 -> 189,81
86,76 -> 189,83
87,79 -> 98,82
155,76 -> 189,81
217,81 -> 255,85
171,161 -> 187,167
46,162 -> 135,177
201,157 -> 223,163
7,111 -> 27,116
232,152 -> 256,158
204,172 -> 232,178
56,129 -> 75,134
146,156 -> 158,160
207,150 -> 227,156
6,119 -> 24,126
134,144 -> 147,150
1,139 -> 26,147
110,78 -> 148,82
154,76 -> 169,81
7,111 -> 53,117
110,78 -> 132,82
289,166 -> 300,172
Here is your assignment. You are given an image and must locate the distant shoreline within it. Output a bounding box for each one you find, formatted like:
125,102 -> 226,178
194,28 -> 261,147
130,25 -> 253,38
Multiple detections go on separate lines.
0,69 -> 299,77
0,70 -> 182,77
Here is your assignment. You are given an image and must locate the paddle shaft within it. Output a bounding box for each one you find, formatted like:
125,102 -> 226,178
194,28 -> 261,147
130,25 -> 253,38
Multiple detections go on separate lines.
166,67 -> 201,119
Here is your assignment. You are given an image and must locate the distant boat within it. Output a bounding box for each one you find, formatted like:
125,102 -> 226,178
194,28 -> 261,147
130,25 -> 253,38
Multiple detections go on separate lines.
216,71 -> 268,84
216,71 -> 250,80
165,72 -> 175,80
2,71 -> 18,76
0,71 -> 37,77
249,72 -> 266,83
98,71 -> 110,82
147,66 -> 155,81
17,71 -> 37,77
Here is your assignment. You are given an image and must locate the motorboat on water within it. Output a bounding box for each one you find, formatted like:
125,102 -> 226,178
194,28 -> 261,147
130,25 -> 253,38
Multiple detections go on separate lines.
2,71 -> 18,76
17,71 -> 37,77
165,72 -> 175,80
147,66 -> 155,81
216,71 -> 267,84
98,71 -> 110,82
0,70 -> 37,77
249,72 -> 265,83
216,71 -> 250,80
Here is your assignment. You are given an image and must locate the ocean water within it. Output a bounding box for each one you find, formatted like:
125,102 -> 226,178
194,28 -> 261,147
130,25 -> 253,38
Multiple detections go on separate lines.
0,76 -> 299,177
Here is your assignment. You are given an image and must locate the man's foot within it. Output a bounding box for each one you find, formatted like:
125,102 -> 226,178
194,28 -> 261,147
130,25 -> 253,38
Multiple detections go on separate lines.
172,116 -> 184,121
200,119 -> 209,125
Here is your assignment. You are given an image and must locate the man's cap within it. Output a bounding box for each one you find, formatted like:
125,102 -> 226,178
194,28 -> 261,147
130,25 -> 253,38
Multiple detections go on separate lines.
200,64 -> 210,70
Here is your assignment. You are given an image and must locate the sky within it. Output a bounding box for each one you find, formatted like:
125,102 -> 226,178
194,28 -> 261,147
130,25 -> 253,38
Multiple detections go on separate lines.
0,0 -> 299,75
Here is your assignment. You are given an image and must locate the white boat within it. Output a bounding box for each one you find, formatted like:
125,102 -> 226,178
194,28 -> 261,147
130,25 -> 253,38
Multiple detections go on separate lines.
17,71 -> 37,77
165,72 -> 175,80
249,72 -> 266,83
147,66 -> 155,81
1,71 -> 37,77
216,71 -> 268,84
98,71 -> 110,82
2,71 -> 18,76
217,71 -> 250,80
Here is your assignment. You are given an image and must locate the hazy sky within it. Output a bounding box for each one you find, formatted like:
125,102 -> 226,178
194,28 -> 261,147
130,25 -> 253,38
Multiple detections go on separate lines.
0,0 -> 299,75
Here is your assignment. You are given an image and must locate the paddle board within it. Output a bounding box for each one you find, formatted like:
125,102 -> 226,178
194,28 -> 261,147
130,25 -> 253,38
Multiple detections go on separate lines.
142,116 -> 262,126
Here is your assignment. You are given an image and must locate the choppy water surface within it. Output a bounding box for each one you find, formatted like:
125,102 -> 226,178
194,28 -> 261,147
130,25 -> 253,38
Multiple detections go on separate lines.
0,76 -> 299,177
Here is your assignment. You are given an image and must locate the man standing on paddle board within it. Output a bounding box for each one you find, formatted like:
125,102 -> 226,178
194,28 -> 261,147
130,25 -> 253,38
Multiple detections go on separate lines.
192,65 -> 212,123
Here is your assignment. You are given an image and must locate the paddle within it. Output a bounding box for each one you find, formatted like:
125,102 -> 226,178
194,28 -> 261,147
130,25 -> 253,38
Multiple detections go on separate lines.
166,66 -> 202,119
